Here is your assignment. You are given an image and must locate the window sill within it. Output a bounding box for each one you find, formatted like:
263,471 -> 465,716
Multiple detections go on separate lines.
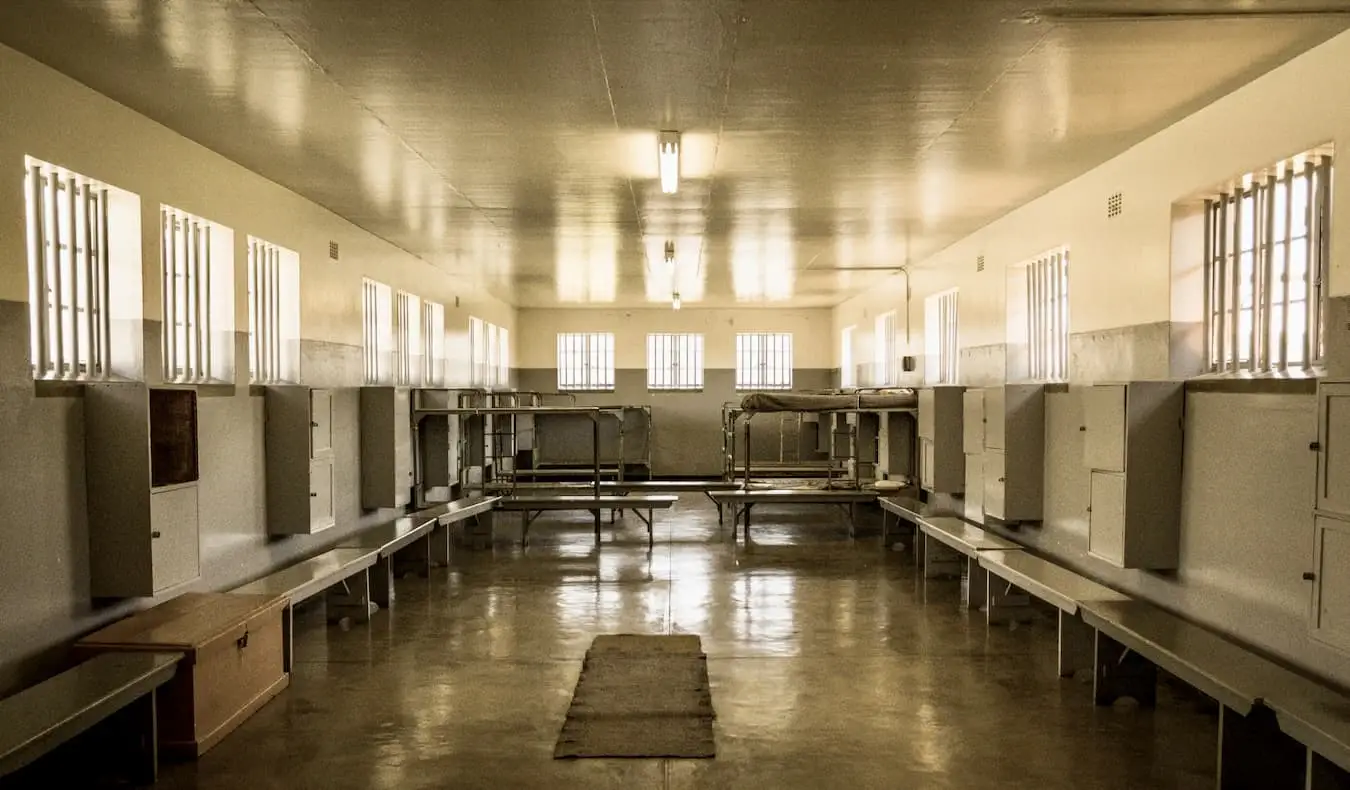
33,374 -> 142,398
1186,370 -> 1321,395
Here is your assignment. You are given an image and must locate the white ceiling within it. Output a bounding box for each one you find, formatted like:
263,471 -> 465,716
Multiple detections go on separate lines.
2,0 -> 1347,307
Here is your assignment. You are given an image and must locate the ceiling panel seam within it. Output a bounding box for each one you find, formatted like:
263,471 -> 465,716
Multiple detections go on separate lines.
690,1 -> 746,289
585,0 -> 648,266
240,0 -> 502,233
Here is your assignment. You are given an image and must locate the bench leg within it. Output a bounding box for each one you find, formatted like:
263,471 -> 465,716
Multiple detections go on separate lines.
327,569 -> 375,623
962,557 -> 987,610
592,509 -> 602,546
1093,630 -> 1157,707
108,687 -> 159,785
922,535 -> 962,579
1218,704 -> 1306,789
1308,749 -> 1350,789
370,556 -> 395,609
986,579 -> 1034,626
1057,610 -> 1095,678
743,504 -> 754,545
430,521 -> 452,567
282,605 -> 294,674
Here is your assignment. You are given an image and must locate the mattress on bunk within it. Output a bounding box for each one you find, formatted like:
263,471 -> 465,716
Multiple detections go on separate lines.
739,390 -> 917,413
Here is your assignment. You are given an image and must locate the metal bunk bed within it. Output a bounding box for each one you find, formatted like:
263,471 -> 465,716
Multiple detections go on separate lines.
722,388 -> 919,490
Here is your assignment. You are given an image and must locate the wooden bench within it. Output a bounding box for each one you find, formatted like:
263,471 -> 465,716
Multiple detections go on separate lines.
977,550 -> 1128,678
0,652 -> 180,784
497,494 -> 677,548
336,514 -> 441,607
1080,599 -> 1350,789
231,548 -> 381,672
912,517 -> 1024,610
709,489 -> 879,545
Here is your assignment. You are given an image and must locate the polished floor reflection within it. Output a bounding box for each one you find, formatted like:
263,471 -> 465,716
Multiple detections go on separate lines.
160,495 -> 1216,789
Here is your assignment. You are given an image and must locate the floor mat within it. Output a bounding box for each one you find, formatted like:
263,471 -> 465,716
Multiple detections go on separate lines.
554,634 -> 715,759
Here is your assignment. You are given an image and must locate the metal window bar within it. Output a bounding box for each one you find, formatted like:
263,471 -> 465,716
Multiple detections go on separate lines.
362,278 -> 389,384
1026,250 -> 1070,381
248,239 -> 285,383
557,332 -> 614,390
1203,155 -> 1332,373
498,326 -> 510,387
934,291 -> 958,384
161,209 -> 216,382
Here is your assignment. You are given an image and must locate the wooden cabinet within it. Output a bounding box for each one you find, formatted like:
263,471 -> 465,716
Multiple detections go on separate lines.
917,386 -> 965,494
265,387 -> 336,535
1315,382 -> 1350,518
1081,381 -> 1184,570
360,387 -> 413,509
84,384 -> 201,598
75,593 -> 289,758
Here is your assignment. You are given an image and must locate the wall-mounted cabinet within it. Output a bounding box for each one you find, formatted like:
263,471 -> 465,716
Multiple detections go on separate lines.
982,385 -> 1045,523
1082,381 -> 1183,570
84,384 -> 201,598
360,387 -> 412,509
918,386 -> 965,494
264,386 -> 335,535
1311,382 -> 1350,653
962,390 -> 984,521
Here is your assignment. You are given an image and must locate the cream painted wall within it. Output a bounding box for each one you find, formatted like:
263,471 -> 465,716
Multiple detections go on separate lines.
833,28 -> 1350,375
0,44 -> 513,367
516,308 -> 834,370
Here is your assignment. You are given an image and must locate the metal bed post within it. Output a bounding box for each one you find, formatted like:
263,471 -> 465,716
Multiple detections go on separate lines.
592,410 -> 602,543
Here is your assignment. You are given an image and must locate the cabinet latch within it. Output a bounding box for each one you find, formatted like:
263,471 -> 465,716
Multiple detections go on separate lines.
1310,441 -> 1322,452
1303,571 -> 1317,582
237,631 -> 250,650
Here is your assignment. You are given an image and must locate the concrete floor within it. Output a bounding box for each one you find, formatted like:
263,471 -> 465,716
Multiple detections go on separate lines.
158,495 -> 1218,789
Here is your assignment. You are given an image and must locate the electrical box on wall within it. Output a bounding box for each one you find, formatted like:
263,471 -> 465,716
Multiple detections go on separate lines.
1082,381 -> 1183,570
84,383 -> 202,598
917,386 -> 965,495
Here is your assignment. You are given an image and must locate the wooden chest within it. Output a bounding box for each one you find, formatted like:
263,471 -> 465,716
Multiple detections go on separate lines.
75,592 -> 289,758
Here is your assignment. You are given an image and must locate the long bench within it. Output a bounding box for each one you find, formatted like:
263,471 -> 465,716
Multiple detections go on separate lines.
231,548 -> 380,672
0,652 -> 181,784
913,517 -> 1024,610
497,494 -> 677,548
1080,599 -> 1350,789
709,489 -> 879,545
336,514 -> 441,607
878,495 -> 957,545
977,550 -> 1128,678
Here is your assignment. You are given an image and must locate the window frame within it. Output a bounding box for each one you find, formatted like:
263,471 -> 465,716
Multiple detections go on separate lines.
557,332 -> 615,391
1203,153 -> 1332,375
647,333 -> 705,391
1025,247 -> 1070,382
874,312 -> 896,386
423,300 -> 446,386
734,332 -> 793,391
393,290 -> 421,386
246,236 -> 299,384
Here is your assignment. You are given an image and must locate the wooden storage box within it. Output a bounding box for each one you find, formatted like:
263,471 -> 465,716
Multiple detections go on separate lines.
75,592 -> 289,758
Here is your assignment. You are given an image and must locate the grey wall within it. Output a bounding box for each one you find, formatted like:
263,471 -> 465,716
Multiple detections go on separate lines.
515,367 -> 834,476
0,301 -> 405,694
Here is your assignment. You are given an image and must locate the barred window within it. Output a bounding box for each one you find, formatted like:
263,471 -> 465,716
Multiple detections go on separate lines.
496,326 -> 510,388
161,206 -> 234,383
1204,153 -> 1332,373
925,289 -> 958,385
557,332 -> 614,391
735,332 -> 792,390
423,300 -> 446,386
246,237 -> 300,384
1026,248 -> 1069,382
840,326 -> 856,388
393,290 -> 421,386
25,159 -> 111,380
647,333 -> 704,390
874,312 -> 896,386
362,278 -> 393,384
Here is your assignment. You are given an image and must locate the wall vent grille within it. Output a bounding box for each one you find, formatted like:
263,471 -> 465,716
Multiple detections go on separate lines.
328,241 -> 340,260
976,255 -> 986,272
1107,192 -> 1123,218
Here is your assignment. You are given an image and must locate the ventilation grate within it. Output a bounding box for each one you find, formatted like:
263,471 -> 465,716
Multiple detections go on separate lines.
1107,192 -> 1123,218
328,241 -> 340,260
976,255 -> 986,272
